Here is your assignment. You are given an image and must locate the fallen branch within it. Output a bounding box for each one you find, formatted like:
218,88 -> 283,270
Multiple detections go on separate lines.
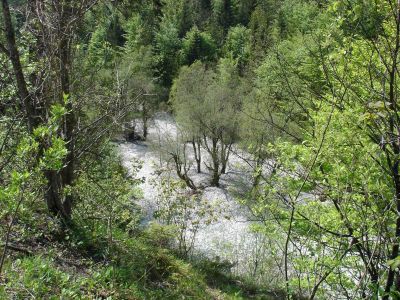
0,243 -> 33,256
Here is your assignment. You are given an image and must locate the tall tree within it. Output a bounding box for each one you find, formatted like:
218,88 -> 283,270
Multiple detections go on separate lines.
171,59 -> 242,186
1,0 -> 97,219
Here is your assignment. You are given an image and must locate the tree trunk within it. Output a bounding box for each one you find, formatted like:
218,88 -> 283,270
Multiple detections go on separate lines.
142,103 -> 148,140
252,155 -> 265,188
42,2 -> 75,220
211,168 -> 220,187
60,40 -> 74,218
1,0 -> 36,132
210,137 -> 220,187
220,143 -> 232,174
383,3 -> 400,295
172,154 -> 196,190
45,170 -> 69,218
203,135 -> 221,187
383,164 -> 400,299
192,137 -> 201,173
143,118 -> 148,140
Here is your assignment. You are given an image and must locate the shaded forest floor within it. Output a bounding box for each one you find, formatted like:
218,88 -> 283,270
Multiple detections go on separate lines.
0,217 -> 283,299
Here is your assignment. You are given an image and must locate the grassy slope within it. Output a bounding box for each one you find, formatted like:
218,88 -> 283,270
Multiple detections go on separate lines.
0,223 -> 280,299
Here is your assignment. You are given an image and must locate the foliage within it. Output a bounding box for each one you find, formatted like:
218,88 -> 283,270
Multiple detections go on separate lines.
152,177 -> 217,257
0,225 -> 244,299
180,26 -> 217,66
4,0 -> 400,298
223,25 -> 251,73
170,59 -> 243,186
153,21 -> 182,86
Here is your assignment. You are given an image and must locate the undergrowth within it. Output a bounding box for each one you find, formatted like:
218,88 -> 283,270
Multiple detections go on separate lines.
0,221 -> 279,299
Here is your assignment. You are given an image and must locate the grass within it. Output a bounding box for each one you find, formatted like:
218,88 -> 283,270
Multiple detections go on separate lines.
0,221 -> 281,299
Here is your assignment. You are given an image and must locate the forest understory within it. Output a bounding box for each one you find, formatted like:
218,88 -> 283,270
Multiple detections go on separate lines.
1,0 -> 400,299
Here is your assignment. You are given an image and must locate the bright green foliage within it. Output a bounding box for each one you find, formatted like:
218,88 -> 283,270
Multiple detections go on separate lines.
211,0 -> 237,31
72,145 -> 142,236
278,0 -> 319,37
123,13 -> 145,50
223,25 -> 251,73
248,1 -> 278,61
4,0 -> 400,298
263,102 -> 390,296
251,36 -> 316,139
171,59 -> 242,144
171,59 -> 243,185
159,0 -> 200,37
86,5 -> 124,67
0,223 -> 269,299
180,27 -> 217,66
237,0 -> 400,297
153,21 -> 182,85
170,61 -> 213,134
205,58 -> 242,144
0,103 -> 69,242
332,0 -> 385,39
0,229 -> 193,298
87,26 -> 115,67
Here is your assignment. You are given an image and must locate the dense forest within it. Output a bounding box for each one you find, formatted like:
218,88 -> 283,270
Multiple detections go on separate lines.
0,0 -> 400,299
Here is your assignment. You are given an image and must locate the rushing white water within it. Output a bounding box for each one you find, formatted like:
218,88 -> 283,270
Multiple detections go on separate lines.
118,113 -> 276,278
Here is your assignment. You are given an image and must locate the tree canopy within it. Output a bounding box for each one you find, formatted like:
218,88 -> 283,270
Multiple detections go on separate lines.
2,0 -> 400,299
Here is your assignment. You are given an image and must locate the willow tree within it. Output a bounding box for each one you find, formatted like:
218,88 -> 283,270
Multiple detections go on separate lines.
171,59 -> 242,186
170,61 -> 211,175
